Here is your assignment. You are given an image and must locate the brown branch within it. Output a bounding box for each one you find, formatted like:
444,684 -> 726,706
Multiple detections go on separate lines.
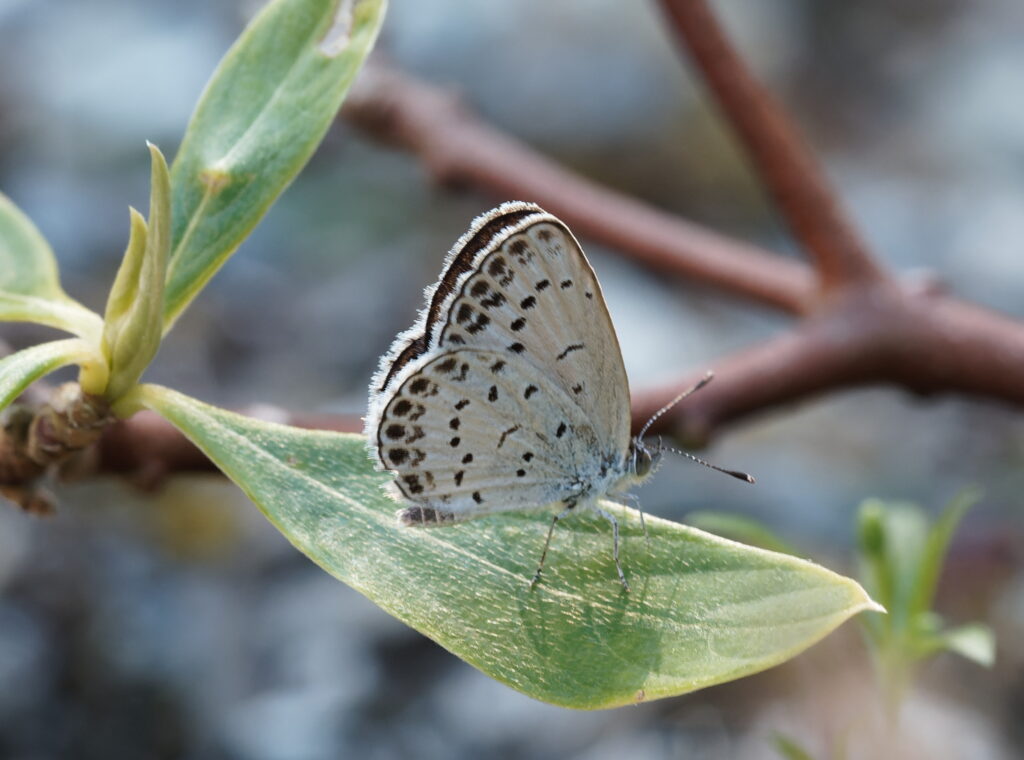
343,63 -> 815,316
96,408 -> 363,489
4,5 -> 1024,489
635,285 -> 1024,444
339,54 -> 1024,448
658,0 -> 887,294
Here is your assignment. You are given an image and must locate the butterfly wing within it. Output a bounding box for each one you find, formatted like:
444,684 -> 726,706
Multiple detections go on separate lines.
433,213 -> 631,452
376,348 -> 617,521
366,203 -> 632,521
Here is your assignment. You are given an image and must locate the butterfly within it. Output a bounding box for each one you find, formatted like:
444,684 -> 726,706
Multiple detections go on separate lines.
365,202 -> 752,590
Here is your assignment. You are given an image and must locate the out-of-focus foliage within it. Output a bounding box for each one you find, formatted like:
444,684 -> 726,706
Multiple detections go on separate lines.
0,194 -> 102,341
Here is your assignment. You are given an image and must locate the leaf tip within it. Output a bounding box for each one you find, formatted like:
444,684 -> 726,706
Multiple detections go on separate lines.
318,0 -> 356,56
318,0 -> 381,56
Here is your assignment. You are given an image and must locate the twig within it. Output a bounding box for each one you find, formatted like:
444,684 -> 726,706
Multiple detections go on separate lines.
657,0 -> 886,294
340,54 -> 1024,445
5,4 -> 1024,489
96,408 -> 363,489
344,63 -> 814,315
633,287 -> 1024,443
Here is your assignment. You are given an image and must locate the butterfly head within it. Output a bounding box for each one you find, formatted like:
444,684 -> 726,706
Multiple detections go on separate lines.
627,437 -> 661,483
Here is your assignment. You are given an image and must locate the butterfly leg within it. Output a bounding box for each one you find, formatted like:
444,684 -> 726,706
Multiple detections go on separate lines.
622,493 -> 651,549
594,506 -> 630,592
529,502 -> 577,590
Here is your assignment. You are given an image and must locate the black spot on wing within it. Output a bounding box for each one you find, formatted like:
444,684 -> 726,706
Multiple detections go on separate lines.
435,357 -> 457,374
498,425 -> 520,448
466,312 -> 490,335
487,257 -> 507,278
402,474 -> 424,495
377,207 -> 537,391
556,343 -> 585,361
480,291 -> 506,309
399,507 -> 456,525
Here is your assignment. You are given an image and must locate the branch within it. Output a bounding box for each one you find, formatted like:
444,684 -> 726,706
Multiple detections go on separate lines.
96,408 -> 363,489
343,63 -> 814,315
658,0 -> 886,293
634,285 -> 1024,444
5,5 -> 1024,490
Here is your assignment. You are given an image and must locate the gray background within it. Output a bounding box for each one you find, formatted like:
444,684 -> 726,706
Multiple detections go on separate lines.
0,1 -> 1021,758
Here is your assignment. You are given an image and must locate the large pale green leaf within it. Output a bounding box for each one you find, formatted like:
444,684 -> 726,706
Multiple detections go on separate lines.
686,510 -> 800,556
163,0 -> 387,329
0,193 -> 102,341
0,339 -> 106,414
130,384 -> 880,709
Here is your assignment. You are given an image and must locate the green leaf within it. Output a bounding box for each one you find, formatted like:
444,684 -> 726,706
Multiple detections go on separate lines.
102,209 -> 148,355
0,339 -> 106,414
857,499 -> 928,633
773,733 -> 817,760
163,0 -> 387,330
128,384 -> 881,709
100,144 -> 171,402
937,623 -> 995,668
686,510 -> 800,556
910,488 -> 981,620
0,193 -> 103,341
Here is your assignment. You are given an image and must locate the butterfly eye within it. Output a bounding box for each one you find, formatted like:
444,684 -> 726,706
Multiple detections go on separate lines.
633,441 -> 654,479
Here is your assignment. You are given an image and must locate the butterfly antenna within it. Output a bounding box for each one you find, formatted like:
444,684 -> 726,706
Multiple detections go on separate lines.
663,445 -> 755,484
638,371 -> 714,439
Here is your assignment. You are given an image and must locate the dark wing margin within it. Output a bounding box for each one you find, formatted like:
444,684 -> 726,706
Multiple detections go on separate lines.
373,203 -> 542,393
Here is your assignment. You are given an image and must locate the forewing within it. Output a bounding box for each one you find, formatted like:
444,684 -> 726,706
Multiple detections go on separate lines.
370,202 -> 545,396
436,216 -> 631,453
375,349 -> 606,520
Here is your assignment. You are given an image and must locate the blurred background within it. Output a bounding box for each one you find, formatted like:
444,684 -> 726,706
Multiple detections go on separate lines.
1,0 -> 1023,757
